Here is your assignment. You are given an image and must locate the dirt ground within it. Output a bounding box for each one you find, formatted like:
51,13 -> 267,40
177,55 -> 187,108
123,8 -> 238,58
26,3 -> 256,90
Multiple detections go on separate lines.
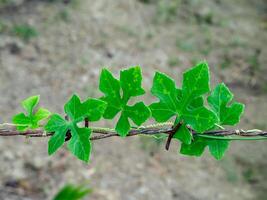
0,0 -> 267,199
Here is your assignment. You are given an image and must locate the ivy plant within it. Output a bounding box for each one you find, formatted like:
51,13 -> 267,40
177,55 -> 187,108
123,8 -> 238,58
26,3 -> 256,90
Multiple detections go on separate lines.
8,61 -> 257,163
45,94 -> 107,162
99,66 -> 150,137
12,95 -> 50,131
180,78 -> 245,159
149,62 -> 218,145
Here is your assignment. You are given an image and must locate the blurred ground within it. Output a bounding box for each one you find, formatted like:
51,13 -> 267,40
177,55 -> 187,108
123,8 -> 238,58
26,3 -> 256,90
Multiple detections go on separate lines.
0,0 -> 267,199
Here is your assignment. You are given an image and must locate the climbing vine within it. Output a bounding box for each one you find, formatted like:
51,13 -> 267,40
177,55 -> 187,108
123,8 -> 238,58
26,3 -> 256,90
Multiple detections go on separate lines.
1,62 -> 266,162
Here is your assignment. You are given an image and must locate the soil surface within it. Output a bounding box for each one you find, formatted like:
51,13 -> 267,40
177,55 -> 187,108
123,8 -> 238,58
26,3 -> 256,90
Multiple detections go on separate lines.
0,0 -> 267,199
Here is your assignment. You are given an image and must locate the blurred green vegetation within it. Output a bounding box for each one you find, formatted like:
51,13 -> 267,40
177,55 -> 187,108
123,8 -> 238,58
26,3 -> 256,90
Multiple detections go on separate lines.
12,24 -> 38,41
168,56 -> 181,67
53,184 -> 92,200
156,0 -> 180,23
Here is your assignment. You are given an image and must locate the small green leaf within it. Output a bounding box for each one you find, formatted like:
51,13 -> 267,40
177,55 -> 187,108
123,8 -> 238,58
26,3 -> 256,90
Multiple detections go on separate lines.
12,95 -> 50,131
45,94 -> 107,162
208,139 -> 229,160
53,184 -> 92,200
208,83 -> 245,126
173,124 -> 192,145
100,66 -> 150,136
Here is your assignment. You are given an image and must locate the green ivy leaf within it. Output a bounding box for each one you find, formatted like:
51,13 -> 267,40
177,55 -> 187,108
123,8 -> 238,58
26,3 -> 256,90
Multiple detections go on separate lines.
180,136 -> 229,160
99,66 -> 150,137
12,95 -> 51,131
208,83 -> 245,126
150,62 -> 218,144
45,94 -> 107,162
53,184 -> 92,200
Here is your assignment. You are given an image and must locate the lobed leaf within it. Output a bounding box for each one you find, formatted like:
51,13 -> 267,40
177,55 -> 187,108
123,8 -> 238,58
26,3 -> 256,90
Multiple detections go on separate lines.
45,94 -> 107,162
12,95 -> 50,131
99,66 -> 150,137
150,62 -> 218,146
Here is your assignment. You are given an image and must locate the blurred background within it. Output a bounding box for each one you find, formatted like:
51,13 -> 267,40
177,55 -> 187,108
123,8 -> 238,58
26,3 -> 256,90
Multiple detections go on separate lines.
0,0 -> 267,199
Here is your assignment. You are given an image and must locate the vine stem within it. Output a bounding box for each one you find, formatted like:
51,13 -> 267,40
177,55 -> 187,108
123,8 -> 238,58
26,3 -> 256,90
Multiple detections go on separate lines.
165,120 -> 183,150
0,124 -> 266,141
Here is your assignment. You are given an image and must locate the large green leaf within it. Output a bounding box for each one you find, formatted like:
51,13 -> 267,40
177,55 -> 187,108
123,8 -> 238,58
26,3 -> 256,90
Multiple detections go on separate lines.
45,94 -> 107,162
99,66 -> 150,137
150,62 -> 218,144
208,83 -> 245,126
12,95 -> 51,131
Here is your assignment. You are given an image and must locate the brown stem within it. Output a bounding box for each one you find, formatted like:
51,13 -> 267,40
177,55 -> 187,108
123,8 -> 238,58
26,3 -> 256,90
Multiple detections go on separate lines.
0,127 -> 266,140
85,118 -> 89,128
165,121 -> 183,150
